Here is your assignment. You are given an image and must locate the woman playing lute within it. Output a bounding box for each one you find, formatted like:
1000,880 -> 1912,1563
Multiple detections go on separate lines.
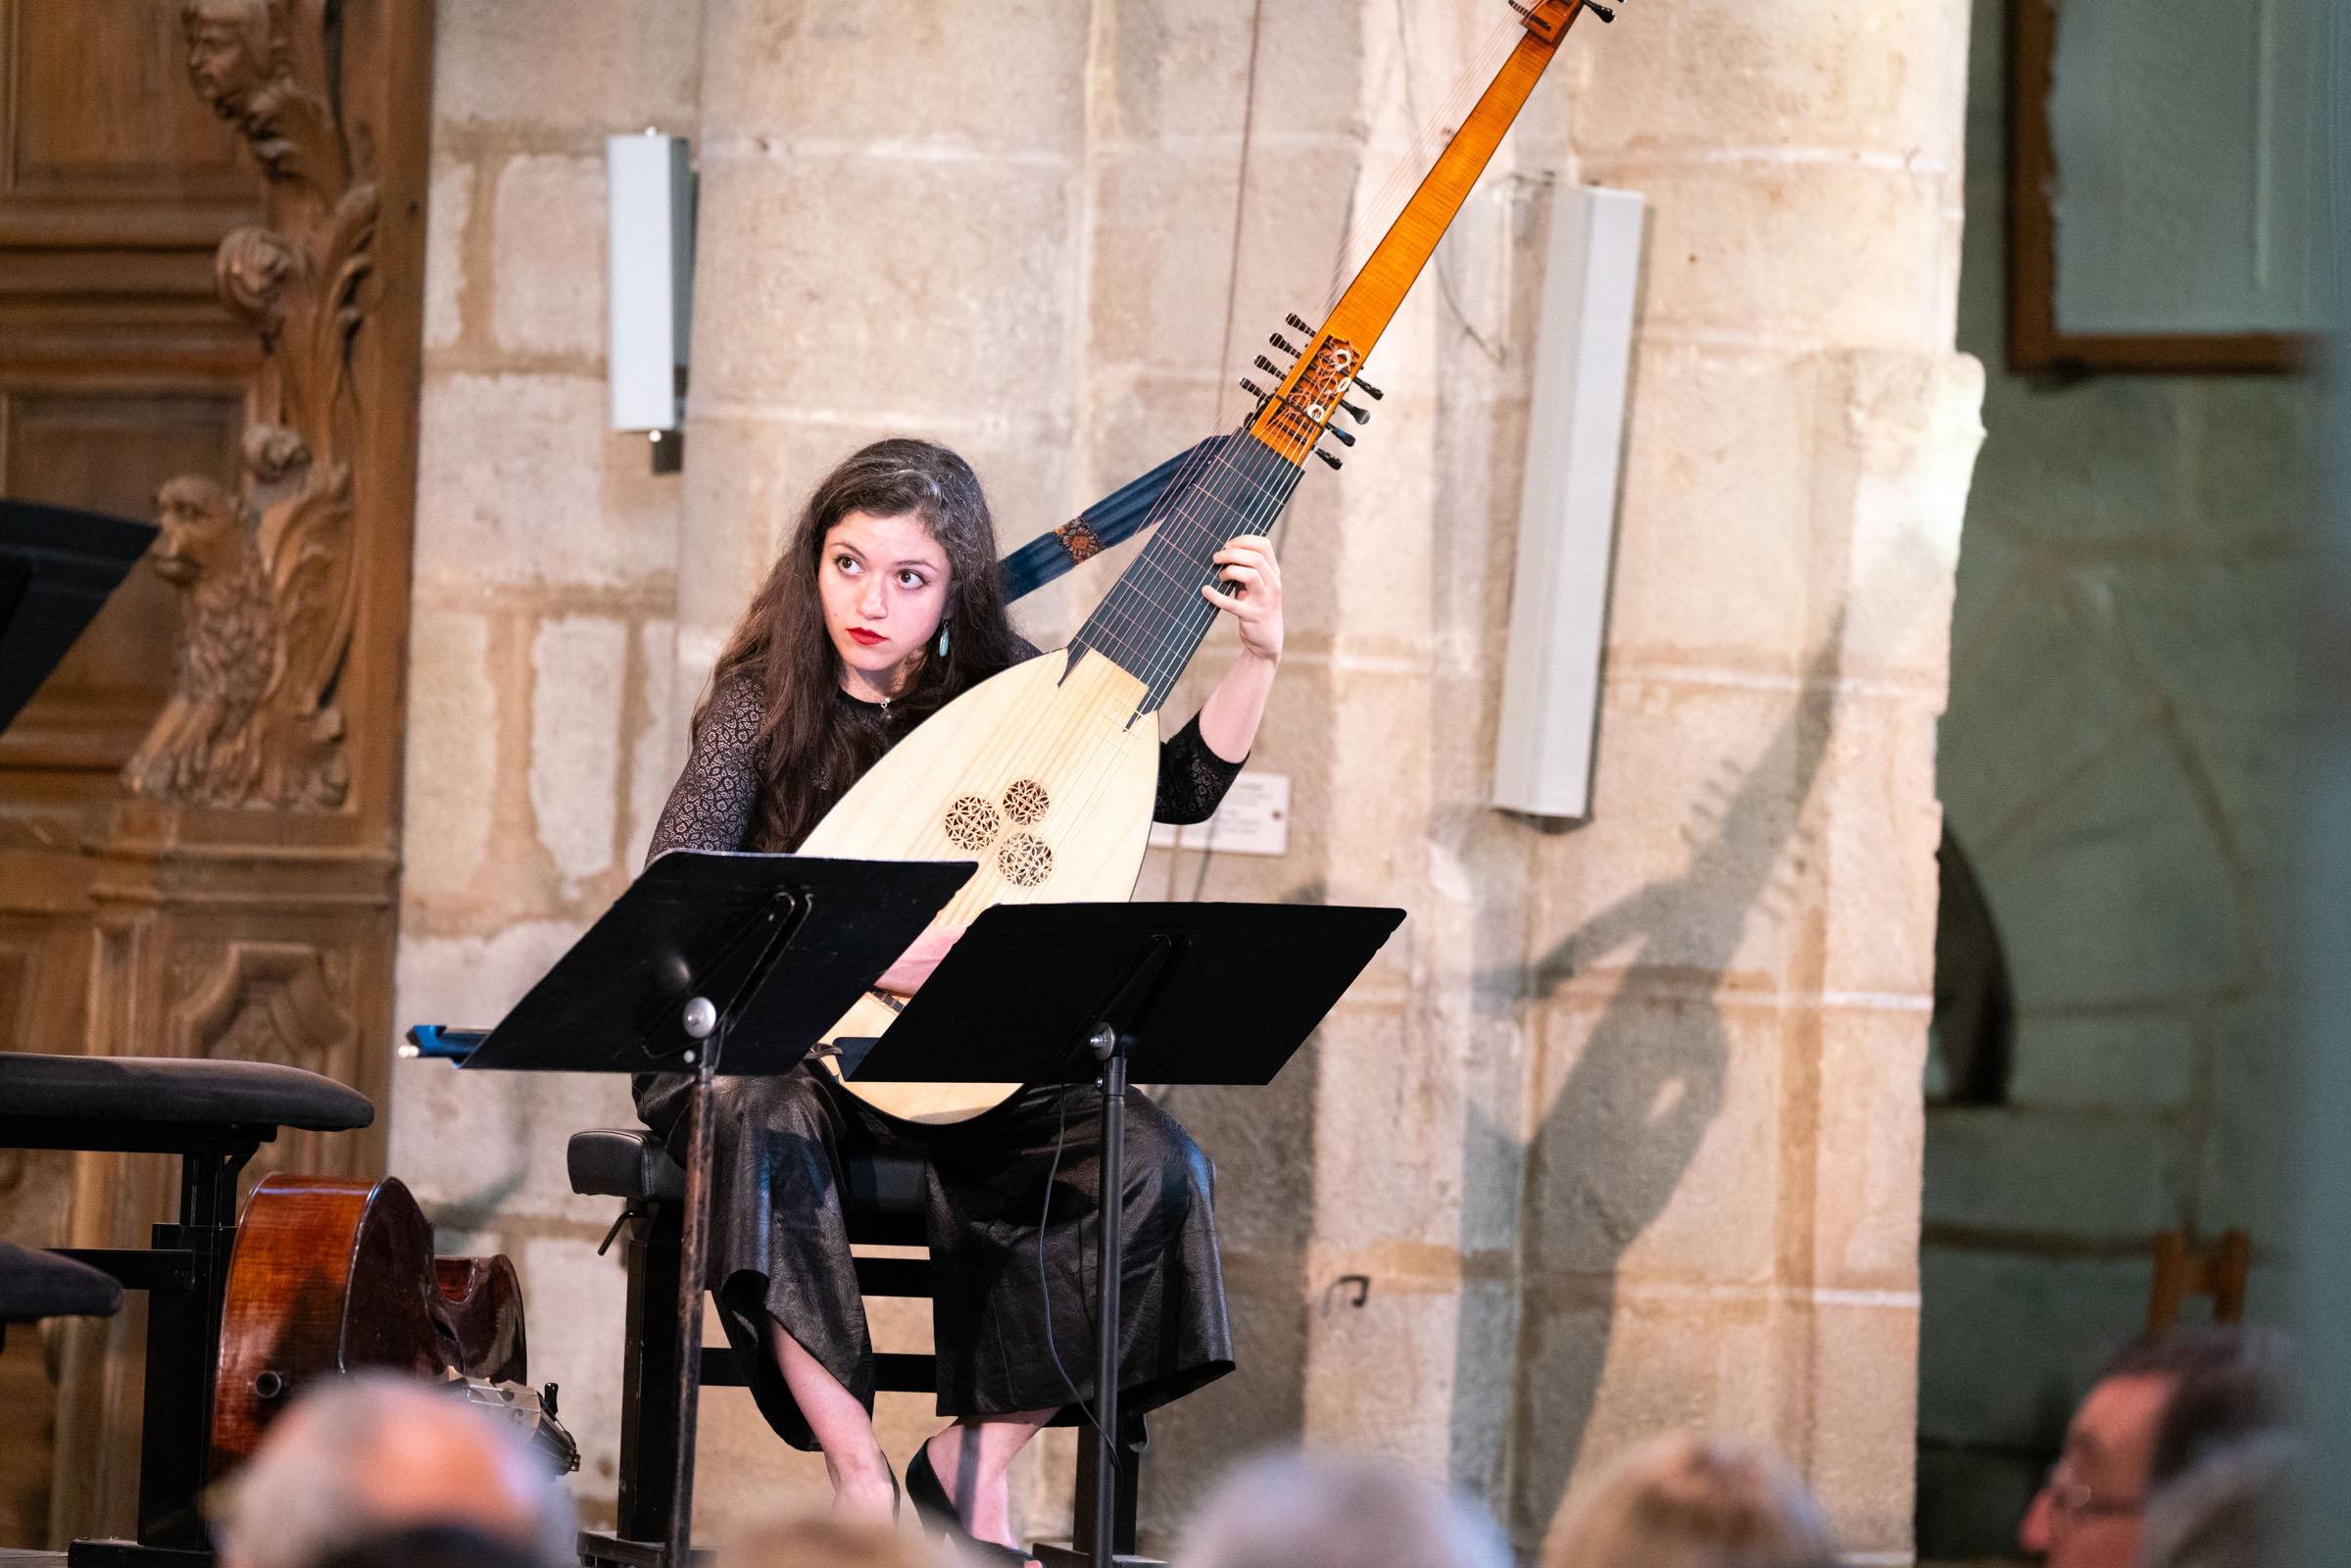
635,437 -> 1284,1561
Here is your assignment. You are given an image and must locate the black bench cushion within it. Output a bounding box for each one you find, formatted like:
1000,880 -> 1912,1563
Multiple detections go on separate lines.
566,1129 -> 927,1226
0,1053 -> 373,1133
567,1129 -> 686,1203
0,1242 -> 123,1322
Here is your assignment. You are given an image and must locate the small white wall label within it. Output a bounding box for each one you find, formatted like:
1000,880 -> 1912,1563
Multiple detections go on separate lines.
1148,772 -> 1291,857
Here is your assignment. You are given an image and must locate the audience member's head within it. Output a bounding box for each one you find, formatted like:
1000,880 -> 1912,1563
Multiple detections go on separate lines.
2135,1432 -> 2295,1568
1539,1434 -> 1836,1568
211,1373 -> 575,1568
312,1524 -> 551,1568
1172,1451 -> 1507,1568
2145,1327 -> 2291,1490
2018,1325 -> 2290,1568
721,1515 -> 946,1568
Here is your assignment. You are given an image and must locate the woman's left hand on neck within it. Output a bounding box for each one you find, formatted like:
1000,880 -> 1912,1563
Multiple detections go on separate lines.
1197,535 -> 1284,762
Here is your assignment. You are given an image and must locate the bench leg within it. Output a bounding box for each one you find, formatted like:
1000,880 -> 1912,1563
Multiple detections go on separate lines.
138,1143 -> 248,1552
616,1200 -> 685,1547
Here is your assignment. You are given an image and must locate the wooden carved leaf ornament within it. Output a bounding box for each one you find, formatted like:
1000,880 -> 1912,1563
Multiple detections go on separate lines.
124,0 -> 378,809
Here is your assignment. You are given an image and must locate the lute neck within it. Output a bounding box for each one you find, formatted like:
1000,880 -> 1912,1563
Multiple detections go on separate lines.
1249,0 -> 1586,464
1065,0 -> 1594,718
1068,433 -> 1299,716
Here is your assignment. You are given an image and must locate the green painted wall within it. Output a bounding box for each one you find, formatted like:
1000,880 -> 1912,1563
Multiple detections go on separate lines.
1917,0 -> 2315,1554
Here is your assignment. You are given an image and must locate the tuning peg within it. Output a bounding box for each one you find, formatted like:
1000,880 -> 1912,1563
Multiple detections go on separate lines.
1286,313 -> 1316,335
1269,333 -> 1300,357
1355,377 -> 1384,401
1324,425 -> 1355,448
1240,377 -> 1266,399
1315,450 -> 1343,470
1255,355 -> 1284,377
1582,0 -> 1615,19
1341,400 -> 1369,423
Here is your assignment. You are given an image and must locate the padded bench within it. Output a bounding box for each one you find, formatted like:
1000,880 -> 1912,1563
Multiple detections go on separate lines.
0,1241 -> 123,1346
0,1052 -> 373,1563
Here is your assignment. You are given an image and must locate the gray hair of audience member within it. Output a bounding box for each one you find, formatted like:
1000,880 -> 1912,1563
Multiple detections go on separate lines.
1540,1435 -> 1837,1568
1171,1452 -> 1508,1568
210,1373 -> 575,1568
2135,1432 -> 2295,1568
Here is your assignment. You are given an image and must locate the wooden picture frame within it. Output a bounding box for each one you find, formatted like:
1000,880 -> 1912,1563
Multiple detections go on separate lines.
2007,0 -> 2310,374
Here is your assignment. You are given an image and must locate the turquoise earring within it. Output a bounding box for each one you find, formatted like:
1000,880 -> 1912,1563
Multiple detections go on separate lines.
938,622 -> 951,658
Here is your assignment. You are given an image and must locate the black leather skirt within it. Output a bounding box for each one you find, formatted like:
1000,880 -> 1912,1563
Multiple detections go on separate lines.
633,1064 -> 1233,1450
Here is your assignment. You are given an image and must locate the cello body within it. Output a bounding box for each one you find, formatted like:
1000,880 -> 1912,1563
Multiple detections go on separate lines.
210,1173 -> 526,1466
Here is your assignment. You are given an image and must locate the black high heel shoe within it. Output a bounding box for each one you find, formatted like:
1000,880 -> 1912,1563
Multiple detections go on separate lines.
906,1438 -> 1033,1566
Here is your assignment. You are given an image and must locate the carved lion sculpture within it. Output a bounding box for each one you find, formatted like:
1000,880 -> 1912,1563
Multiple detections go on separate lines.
122,476 -> 277,804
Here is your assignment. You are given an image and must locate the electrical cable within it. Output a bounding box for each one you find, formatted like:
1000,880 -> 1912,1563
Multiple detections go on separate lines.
1036,1089 -> 1112,1456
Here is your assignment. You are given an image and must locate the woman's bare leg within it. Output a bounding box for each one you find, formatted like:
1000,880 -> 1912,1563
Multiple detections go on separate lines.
764,1318 -> 895,1519
920,1412 -> 1056,1552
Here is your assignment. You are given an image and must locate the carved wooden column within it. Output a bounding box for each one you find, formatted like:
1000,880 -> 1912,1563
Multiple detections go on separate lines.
47,0 -> 432,1541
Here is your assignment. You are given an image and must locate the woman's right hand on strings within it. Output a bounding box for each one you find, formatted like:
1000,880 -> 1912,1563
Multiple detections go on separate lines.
874,924 -> 965,997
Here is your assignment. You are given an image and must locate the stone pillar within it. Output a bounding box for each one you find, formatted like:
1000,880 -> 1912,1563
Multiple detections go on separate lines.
392,0 -> 706,1526
675,0 -> 1095,701
1117,0 -> 1984,1557
1317,0 -> 1979,1554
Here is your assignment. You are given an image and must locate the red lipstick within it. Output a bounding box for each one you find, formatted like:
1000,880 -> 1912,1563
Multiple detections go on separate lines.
847,628 -> 887,647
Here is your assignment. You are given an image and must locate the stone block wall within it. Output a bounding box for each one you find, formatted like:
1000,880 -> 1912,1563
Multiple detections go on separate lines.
1914,0 -> 2313,1553
391,0 -> 706,1526
390,0 -> 1983,1555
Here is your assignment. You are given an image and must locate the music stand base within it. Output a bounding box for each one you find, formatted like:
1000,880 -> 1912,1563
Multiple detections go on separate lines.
1032,1548 -> 1160,1568
578,1530 -> 710,1568
64,1543 -> 210,1568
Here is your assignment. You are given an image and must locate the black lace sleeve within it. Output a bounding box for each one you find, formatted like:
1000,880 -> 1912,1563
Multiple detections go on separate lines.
1154,713 -> 1245,825
647,673 -> 764,859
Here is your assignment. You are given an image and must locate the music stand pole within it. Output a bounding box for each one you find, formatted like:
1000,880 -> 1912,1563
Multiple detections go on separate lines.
1088,1024 -> 1127,1568
668,1014 -> 720,1568
1076,932 -> 1171,1568
664,891 -> 808,1568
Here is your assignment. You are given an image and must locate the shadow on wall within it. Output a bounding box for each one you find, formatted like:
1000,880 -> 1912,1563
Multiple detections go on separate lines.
1470,613 -> 1846,1542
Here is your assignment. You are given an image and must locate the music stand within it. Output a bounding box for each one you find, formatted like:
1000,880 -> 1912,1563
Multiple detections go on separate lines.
0,497 -> 157,731
844,900 -> 1405,1568
424,850 -> 974,1568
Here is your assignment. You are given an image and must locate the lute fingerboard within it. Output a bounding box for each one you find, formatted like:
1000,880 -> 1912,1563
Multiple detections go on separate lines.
1066,431 -> 1302,716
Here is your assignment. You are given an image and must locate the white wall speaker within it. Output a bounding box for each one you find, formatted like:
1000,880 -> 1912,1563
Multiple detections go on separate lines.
607,132 -> 696,434
1491,183 -> 1643,820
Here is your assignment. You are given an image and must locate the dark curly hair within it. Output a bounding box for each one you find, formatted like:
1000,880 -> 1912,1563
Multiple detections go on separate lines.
700,438 -> 1027,851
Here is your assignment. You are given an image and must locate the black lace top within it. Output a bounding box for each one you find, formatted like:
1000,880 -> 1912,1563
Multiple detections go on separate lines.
648,670 -> 1245,858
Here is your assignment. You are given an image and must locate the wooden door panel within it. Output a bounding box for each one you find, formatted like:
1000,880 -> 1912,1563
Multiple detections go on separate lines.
4,0 -> 250,195
0,1 -> 428,1541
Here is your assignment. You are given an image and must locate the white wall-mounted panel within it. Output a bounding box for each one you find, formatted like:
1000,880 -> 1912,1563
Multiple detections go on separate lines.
607,133 -> 695,431
1491,184 -> 1643,821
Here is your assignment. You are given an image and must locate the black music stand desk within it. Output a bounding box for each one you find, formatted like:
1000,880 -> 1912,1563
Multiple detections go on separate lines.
419,850 -> 973,1568
0,497 -> 156,732
842,899 -> 1404,1568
